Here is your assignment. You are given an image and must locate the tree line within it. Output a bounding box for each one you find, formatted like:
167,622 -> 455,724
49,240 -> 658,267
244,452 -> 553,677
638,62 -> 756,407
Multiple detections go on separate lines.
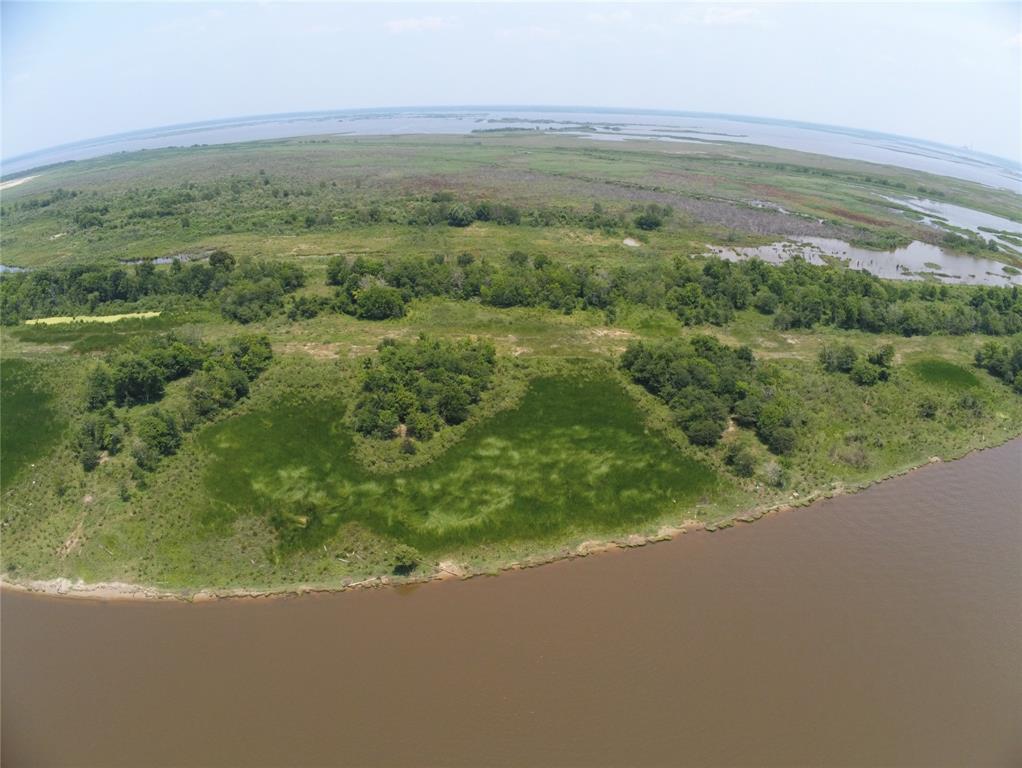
0,251 -> 303,325
5,249 -> 1022,339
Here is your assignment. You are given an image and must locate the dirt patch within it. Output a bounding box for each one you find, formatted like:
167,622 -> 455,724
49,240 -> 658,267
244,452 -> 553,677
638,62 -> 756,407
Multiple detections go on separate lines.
277,342 -> 341,359
622,238 -> 641,247
589,328 -> 637,340
57,517 -> 86,559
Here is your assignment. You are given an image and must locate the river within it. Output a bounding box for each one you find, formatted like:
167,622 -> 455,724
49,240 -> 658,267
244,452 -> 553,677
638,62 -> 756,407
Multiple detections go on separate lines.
3,439 -> 1021,767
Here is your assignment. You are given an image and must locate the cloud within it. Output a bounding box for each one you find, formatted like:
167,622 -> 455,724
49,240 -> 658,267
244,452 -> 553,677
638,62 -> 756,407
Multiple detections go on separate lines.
586,10 -> 632,26
496,25 -> 563,42
1008,32 -> 1022,48
701,6 -> 763,27
385,16 -> 456,34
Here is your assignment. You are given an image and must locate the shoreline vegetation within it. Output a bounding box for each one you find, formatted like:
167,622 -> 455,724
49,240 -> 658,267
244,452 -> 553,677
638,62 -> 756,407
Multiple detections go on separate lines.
2,134 -> 1020,600
2,432 -> 1017,603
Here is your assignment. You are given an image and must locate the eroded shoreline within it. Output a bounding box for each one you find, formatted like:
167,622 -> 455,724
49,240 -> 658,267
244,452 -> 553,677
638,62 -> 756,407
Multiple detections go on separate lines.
4,434 -> 1018,604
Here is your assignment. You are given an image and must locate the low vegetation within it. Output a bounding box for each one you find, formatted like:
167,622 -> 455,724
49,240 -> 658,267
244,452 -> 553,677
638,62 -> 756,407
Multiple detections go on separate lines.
1,135 -> 1020,594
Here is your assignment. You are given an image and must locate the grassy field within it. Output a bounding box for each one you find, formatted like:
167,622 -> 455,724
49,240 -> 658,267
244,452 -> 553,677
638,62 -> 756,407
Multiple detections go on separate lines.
1,135 -> 1021,594
0,360 -> 64,484
2,134 -> 1019,269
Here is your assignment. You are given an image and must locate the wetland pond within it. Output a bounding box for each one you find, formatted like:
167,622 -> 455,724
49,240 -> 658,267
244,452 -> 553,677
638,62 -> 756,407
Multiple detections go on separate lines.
711,237 -> 1022,286
3,439 -> 1020,767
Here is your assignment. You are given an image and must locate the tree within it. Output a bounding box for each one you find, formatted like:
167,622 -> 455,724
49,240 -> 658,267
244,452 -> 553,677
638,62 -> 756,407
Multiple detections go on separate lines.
85,364 -> 114,410
446,204 -> 475,228
356,284 -> 406,320
208,249 -> 236,272
112,355 -> 165,406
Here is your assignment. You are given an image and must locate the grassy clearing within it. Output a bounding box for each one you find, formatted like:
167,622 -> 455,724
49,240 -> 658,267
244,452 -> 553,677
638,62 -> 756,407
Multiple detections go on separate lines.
0,360 -> 64,484
908,358 -> 980,389
199,371 -> 720,553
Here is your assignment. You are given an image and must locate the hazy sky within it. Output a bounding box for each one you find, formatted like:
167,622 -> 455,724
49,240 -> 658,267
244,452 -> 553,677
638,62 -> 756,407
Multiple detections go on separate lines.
2,2 -> 1020,162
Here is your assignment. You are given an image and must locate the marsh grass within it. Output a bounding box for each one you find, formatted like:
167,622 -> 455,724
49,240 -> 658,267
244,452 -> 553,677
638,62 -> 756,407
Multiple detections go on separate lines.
0,359 -> 63,483
199,368 -> 720,552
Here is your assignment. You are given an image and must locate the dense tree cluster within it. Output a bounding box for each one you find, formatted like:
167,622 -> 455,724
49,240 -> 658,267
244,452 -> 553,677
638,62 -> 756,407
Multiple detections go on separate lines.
819,342 -> 894,386
0,252 -> 303,325
75,334 -> 272,470
620,335 -> 800,453
352,336 -> 496,441
975,336 -> 1022,393
321,252 -> 1022,337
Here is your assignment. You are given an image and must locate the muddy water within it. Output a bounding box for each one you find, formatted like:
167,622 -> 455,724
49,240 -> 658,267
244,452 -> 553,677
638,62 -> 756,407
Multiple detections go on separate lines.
3,441 -> 1021,767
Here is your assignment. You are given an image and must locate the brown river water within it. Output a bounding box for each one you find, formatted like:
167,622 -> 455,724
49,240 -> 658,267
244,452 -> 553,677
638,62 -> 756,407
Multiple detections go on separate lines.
3,440 -> 1021,767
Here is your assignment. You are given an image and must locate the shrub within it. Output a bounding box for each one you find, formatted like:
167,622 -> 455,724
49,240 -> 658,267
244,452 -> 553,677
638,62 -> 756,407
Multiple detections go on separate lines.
849,359 -> 882,386
392,544 -> 421,575
819,343 -> 858,373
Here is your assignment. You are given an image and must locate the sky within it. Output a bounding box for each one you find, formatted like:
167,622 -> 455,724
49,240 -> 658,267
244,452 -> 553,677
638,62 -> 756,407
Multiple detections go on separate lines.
2,2 -> 1021,163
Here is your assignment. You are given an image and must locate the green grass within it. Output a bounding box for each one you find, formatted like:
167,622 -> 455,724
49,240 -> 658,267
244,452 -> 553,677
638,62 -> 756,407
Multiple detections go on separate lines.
199,373 -> 719,552
909,359 -> 980,389
0,359 -> 64,485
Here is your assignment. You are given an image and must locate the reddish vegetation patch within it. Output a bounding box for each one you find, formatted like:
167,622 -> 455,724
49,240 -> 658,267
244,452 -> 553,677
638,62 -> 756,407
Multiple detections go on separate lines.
825,207 -> 890,227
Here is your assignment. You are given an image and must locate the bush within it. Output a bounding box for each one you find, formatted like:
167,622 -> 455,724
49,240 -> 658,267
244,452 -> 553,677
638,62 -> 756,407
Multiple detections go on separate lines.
725,443 -> 757,477
819,344 -> 858,373
684,418 -> 724,447
917,397 -> 939,419
132,409 -> 181,469
849,359 -> 882,386
392,543 -> 421,575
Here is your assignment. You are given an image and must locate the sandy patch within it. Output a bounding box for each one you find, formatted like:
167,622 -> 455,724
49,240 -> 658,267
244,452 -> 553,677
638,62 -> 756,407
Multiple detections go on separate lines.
25,311 -> 161,326
0,175 -> 38,191
622,238 -> 641,247
436,560 -> 467,579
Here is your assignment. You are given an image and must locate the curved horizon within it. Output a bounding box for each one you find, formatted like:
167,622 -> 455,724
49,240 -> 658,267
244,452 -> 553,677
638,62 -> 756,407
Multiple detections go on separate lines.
3,105 -> 1021,195
5,104 -> 1021,170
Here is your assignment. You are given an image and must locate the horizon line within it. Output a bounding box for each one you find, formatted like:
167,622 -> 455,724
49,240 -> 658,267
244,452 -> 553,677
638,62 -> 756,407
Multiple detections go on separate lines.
3,103 -> 1020,175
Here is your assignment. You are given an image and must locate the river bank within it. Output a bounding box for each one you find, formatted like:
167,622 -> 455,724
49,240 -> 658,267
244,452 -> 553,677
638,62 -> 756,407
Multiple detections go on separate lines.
4,432 -> 1017,603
